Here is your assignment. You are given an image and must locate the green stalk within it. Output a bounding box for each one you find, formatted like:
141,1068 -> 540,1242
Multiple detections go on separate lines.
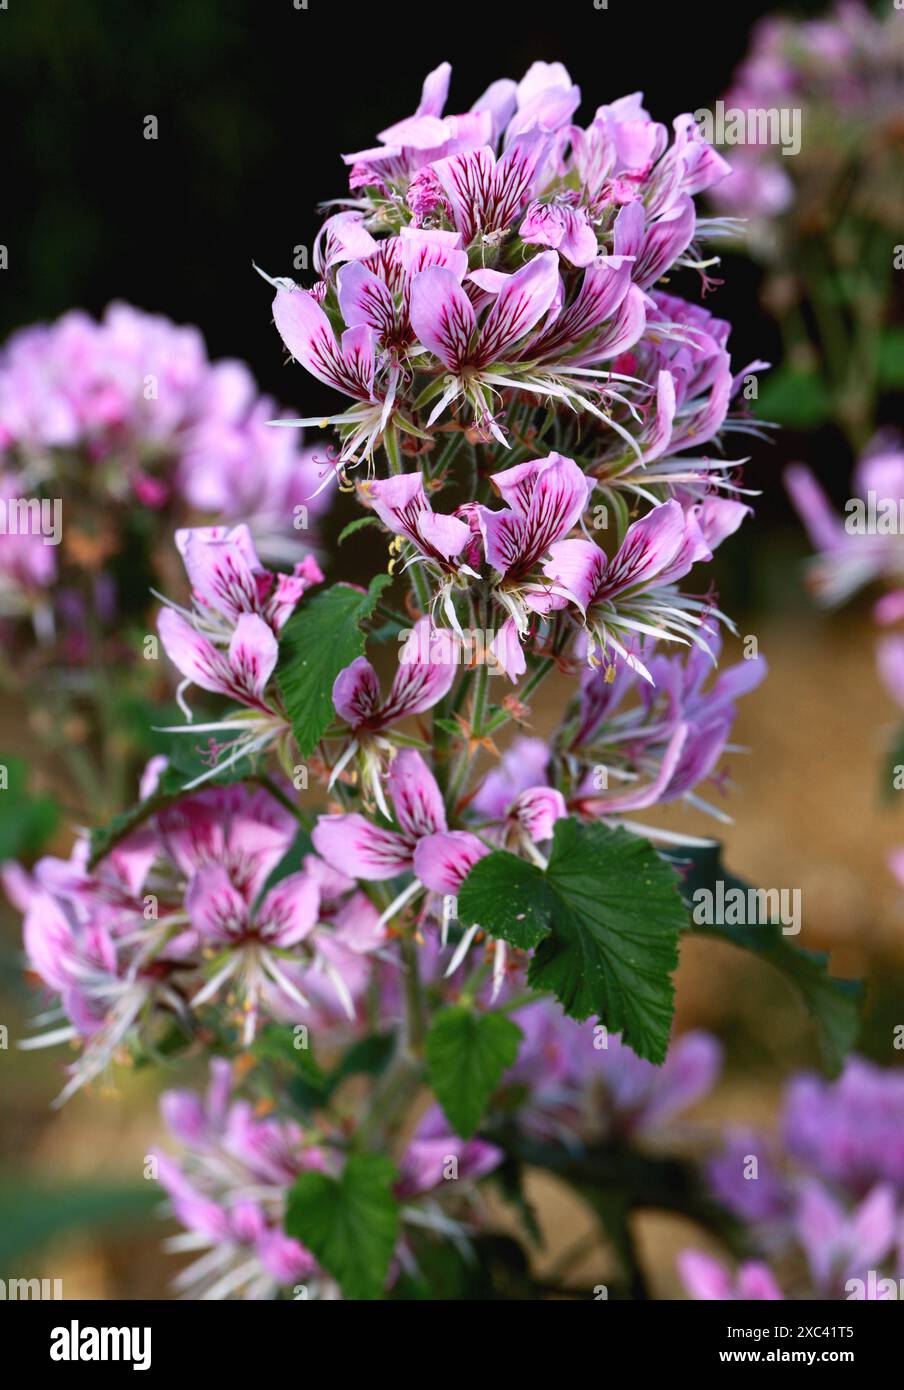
483,656 -> 555,736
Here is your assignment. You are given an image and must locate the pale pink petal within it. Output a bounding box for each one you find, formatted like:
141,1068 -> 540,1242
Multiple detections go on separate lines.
678,1250 -> 733,1300
399,226 -> 468,281
228,614 -> 279,699
383,620 -> 456,722
413,830 -> 488,894
736,1263 -> 785,1301
178,525 -> 264,621
257,872 -> 321,948
333,656 -> 382,728
490,616 -> 527,681
693,497 -> 752,551
387,750 -> 447,838
158,608 -> 235,698
542,537 -> 608,612
186,864 -> 249,944
312,814 -> 414,880
408,266 -> 476,371
475,251 -> 560,365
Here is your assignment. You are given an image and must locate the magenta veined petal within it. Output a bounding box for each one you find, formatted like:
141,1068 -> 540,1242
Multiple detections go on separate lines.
186,864 -> 248,944
158,607 -> 234,698
507,786 -> 567,842
228,613 -> 279,698
256,871 -> 321,948
272,287 -> 375,400
387,750 -> 447,839
312,813 -> 414,881
332,655 -> 382,728
337,261 -> 396,341
413,830 -> 489,895
475,251 -> 560,365
408,266 -> 476,371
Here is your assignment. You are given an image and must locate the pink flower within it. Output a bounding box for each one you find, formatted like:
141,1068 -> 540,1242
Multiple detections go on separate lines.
335,633 -> 455,737
312,749 -> 488,927
544,499 -> 715,680
187,867 -> 321,1040
795,1181 -> 897,1291
157,525 -> 321,779
396,1106 -> 503,1198
519,200 -> 598,267
479,453 -> 593,589
409,250 -> 560,441
156,1061 -> 323,1298
679,1251 -> 784,1301
313,749 -> 450,882
365,472 -> 471,573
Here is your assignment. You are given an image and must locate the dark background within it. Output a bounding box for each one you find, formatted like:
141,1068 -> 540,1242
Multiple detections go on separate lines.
0,0 -> 865,543
0,0 -> 793,419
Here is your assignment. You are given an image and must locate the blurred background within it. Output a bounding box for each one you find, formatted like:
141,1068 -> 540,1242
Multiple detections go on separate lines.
1,0 -> 903,1297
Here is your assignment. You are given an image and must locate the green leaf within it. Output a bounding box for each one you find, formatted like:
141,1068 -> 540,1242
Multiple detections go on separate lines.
338,515 -> 381,545
390,1233 -> 534,1301
878,327 -> 904,389
425,1006 -> 522,1138
457,848 -> 551,951
277,576 -> 392,758
675,843 -> 863,1073
458,820 -> 685,1063
285,1153 -> 399,1300
0,755 -> 60,862
253,1024 -> 329,1085
754,367 -> 831,430
252,1024 -> 332,1111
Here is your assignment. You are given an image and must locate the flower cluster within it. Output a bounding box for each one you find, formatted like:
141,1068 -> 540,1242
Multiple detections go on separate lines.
0,302 -> 332,649
7,776 -> 386,1103
788,434 -> 904,883
154,1058 -> 501,1299
504,1002 -> 722,1146
262,59 -> 756,483
5,60 -> 790,1301
710,1 -> 904,240
704,1 -> 904,454
681,1057 -> 904,1301
156,522 -> 323,776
